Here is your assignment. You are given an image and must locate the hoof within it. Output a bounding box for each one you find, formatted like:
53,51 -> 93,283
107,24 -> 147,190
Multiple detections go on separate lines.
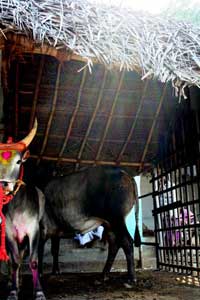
94,279 -> 102,286
52,269 -> 61,275
35,291 -> 46,300
7,290 -> 18,300
124,279 -> 137,289
102,274 -> 109,282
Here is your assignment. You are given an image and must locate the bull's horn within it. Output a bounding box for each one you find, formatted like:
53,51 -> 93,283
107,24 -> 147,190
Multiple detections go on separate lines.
20,119 -> 38,147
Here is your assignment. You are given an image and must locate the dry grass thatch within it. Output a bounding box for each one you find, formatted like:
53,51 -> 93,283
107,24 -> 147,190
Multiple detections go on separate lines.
0,0 -> 200,99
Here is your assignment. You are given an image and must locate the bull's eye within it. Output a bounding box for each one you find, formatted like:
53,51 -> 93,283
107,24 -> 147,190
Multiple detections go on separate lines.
16,160 -> 22,164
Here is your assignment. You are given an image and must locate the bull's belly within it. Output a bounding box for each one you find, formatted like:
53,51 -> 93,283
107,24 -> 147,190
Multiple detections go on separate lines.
63,212 -> 106,234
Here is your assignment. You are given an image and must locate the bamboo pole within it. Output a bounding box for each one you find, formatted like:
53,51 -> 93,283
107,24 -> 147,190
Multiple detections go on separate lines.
57,67 -> 87,164
31,154 -> 151,168
116,79 -> 149,162
95,70 -> 125,161
139,84 -> 167,172
37,62 -> 62,165
29,56 -> 45,130
75,69 -> 108,170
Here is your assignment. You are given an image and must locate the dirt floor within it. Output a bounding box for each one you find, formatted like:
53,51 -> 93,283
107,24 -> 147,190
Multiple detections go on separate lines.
0,270 -> 200,300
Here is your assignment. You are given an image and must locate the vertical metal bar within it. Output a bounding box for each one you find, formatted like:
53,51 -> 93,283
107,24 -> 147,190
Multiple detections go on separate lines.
155,166 -> 163,264
168,168 -> 176,272
190,163 -> 198,276
195,111 -> 200,277
181,115 -> 193,274
178,165 -> 185,273
172,130 -> 180,272
159,164 -> 167,270
180,119 -> 188,274
152,167 -> 160,270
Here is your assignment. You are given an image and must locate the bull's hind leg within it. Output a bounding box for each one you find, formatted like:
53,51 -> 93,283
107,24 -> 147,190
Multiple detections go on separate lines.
121,232 -> 136,286
102,231 -> 120,282
103,225 -> 136,287
51,236 -> 61,275
29,226 -> 46,300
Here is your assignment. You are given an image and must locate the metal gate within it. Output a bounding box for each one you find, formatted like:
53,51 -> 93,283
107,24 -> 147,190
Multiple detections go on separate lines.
151,106 -> 200,277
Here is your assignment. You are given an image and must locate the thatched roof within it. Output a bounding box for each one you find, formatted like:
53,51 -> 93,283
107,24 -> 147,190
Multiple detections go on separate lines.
0,0 -> 200,100
0,1 -> 199,181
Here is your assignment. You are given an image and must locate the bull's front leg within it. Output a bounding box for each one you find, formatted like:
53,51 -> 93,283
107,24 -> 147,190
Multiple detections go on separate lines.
6,238 -> 20,300
29,229 -> 46,300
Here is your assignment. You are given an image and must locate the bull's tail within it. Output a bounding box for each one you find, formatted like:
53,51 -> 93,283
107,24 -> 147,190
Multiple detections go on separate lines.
133,180 -> 141,247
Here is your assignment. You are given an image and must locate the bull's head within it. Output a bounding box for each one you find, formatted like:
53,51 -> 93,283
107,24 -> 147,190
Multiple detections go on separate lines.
0,119 -> 37,194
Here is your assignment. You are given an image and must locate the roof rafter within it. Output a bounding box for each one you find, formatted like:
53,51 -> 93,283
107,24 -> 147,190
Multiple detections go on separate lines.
57,67 -> 87,165
139,84 -> 167,172
94,70 -> 125,161
116,79 -> 149,162
75,69 -> 108,170
29,56 -> 45,130
37,62 -> 62,165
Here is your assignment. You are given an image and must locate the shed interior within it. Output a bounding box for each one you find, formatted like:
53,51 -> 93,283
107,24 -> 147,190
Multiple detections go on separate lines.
1,45 -> 182,187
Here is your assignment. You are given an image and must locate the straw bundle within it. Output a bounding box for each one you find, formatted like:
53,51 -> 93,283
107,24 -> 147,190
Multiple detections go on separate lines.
0,0 -> 200,99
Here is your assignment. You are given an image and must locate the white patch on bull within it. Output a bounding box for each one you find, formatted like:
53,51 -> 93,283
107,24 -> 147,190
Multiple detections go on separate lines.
6,212 -> 38,244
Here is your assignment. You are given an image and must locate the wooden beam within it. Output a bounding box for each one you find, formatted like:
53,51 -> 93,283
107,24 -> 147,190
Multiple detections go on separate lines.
29,56 -> 45,130
75,69 -> 108,170
31,154 -> 151,168
37,62 -> 62,165
57,67 -> 87,164
139,84 -> 167,172
19,131 -> 159,145
20,106 -> 166,120
95,70 -> 125,161
116,80 -> 149,162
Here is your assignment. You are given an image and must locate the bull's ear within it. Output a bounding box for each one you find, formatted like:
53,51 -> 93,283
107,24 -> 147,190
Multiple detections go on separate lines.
22,150 -> 30,162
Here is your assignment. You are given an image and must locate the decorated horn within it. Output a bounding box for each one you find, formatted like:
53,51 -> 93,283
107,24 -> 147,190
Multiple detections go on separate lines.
0,119 -> 38,151
20,119 -> 38,148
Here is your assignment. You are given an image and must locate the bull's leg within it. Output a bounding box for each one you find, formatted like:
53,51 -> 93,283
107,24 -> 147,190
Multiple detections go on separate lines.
121,234 -> 136,286
29,229 -> 46,300
51,236 -> 60,275
102,231 -> 119,282
6,238 -> 20,300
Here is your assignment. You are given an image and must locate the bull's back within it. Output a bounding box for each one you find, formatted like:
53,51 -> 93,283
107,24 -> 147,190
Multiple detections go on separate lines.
44,167 -> 137,228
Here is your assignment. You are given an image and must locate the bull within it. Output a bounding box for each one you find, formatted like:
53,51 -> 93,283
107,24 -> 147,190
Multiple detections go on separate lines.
39,166 -> 141,286
0,120 -> 46,300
